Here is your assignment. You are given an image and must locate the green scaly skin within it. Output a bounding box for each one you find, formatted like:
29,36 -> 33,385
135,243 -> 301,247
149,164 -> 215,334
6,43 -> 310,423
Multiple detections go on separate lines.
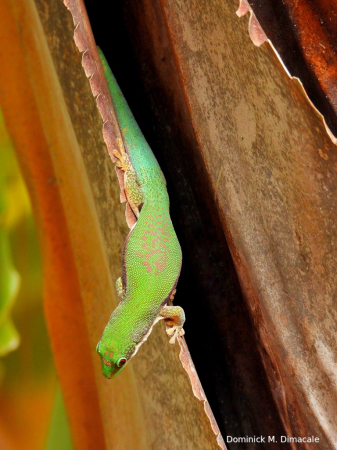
96,49 -> 185,378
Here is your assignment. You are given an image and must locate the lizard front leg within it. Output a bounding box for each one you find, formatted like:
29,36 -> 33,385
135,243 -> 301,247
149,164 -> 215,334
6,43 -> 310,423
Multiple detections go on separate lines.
159,305 -> 185,344
115,276 -> 125,300
113,138 -> 143,218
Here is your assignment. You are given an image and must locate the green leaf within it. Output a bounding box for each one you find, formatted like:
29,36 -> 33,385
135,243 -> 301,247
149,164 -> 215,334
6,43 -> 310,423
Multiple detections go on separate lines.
0,109 -> 21,356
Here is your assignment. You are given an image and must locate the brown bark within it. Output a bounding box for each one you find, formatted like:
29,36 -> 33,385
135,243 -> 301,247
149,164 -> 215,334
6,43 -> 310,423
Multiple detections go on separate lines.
248,0 -> 337,138
150,1 -> 337,448
85,0 -> 337,448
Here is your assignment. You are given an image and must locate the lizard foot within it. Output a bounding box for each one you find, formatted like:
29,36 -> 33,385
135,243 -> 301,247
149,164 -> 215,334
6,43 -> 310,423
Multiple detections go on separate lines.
159,305 -> 185,345
113,138 -> 129,172
166,325 -> 185,344
113,138 -> 143,219
115,276 -> 125,300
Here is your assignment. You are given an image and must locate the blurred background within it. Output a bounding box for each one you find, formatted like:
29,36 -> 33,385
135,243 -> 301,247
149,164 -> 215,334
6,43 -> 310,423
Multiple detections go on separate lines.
0,109 -> 72,450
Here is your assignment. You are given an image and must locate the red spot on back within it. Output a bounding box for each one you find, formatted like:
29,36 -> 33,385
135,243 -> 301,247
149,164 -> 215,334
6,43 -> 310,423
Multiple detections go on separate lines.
137,218 -> 171,275
142,261 -> 152,273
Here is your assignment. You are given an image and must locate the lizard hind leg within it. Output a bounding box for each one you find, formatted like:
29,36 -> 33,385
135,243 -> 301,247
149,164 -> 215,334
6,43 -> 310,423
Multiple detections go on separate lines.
113,138 -> 143,219
112,138 -> 129,171
159,305 -> 185,344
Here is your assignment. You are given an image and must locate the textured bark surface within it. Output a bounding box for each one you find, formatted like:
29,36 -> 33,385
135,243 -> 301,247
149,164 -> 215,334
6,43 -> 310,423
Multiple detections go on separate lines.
0,0 -> 223,448
248,0 -> 337,138
156,1 -> 337,448
85,0 -> 337,448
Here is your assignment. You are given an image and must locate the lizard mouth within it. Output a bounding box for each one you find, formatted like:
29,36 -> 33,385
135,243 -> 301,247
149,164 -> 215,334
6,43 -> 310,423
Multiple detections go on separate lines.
104,369 -> 119,379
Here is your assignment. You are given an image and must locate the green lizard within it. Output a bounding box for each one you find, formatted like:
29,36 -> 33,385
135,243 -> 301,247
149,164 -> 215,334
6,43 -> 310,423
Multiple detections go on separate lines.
96,49 -> 185,379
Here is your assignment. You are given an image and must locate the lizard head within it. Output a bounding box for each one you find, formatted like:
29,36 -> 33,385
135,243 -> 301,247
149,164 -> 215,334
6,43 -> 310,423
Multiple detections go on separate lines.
96,340 -> 133,379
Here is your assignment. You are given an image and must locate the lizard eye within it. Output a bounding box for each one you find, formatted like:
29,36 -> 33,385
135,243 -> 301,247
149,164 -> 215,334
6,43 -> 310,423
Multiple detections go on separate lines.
117,357 -> 127,368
